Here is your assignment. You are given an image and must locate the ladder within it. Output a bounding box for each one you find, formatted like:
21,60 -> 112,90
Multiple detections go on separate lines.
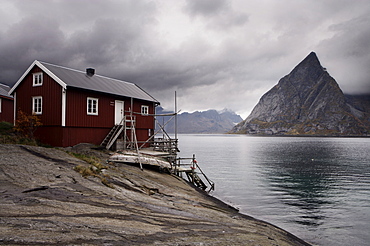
123,115 -> 136,150
123,115 -> 143,170
100,115 -> 138,151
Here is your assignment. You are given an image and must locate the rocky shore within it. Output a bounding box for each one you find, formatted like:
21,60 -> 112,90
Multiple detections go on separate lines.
0,144 -> 310,245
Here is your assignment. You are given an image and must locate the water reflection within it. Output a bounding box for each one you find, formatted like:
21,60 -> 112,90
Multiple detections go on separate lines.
256,139 -> 343,227
178,135 -> 370,245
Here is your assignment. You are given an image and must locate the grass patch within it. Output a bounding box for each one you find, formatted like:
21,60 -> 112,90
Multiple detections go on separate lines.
67,152 -> 108,171
68,151 -> 114,189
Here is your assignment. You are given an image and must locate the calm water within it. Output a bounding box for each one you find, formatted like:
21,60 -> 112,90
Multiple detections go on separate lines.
177,134 -> 370,246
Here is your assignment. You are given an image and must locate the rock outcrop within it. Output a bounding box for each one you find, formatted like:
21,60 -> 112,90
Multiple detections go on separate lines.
0,144 -> 309,245
231,52 -> 370,136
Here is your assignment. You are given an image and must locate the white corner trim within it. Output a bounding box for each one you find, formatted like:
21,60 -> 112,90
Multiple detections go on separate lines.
62,87 -> 66,126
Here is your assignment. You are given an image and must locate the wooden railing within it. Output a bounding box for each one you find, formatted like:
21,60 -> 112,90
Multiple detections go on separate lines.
174,154 -> 214,193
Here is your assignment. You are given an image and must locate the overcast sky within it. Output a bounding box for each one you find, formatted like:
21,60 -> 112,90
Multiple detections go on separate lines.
1,0 -> 369,118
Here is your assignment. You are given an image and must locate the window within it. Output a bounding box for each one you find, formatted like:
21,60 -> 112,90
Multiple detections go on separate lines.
32,96 -> 42,115
141,105 -> 149,115
33,72 -> 43,86
87,97 -> 98,115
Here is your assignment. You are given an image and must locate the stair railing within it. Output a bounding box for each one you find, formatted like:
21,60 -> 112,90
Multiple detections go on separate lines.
175,154 -> 214,193
101,116 -> 126,149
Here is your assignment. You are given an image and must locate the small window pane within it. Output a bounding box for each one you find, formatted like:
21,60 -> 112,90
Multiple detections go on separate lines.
87,97 -> 98,115
141,105 -> 149,115
33,73 -> 43,86
32,96 -> 42,115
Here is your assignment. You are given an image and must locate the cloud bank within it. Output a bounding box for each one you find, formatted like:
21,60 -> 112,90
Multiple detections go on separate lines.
1,0 -> 369,118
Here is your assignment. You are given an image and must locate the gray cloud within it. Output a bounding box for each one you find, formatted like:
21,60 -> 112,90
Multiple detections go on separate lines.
0,0 -> 369,118
184,0 -> 228,16
183,0 -> 249,29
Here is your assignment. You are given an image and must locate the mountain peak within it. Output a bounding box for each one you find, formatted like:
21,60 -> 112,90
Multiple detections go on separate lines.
230,52 -> 370,136
306,51 -> 319,61
155,108 -> 243,134
296,51 -> 321,68
287,52 -> 325,86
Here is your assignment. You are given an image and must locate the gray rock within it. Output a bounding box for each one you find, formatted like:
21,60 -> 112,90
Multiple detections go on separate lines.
231,52 -> 370,136
0,144 -> 310,245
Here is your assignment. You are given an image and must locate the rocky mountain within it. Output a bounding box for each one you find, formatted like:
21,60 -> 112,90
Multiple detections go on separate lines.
156,107 -> 242,134
230,52 -> 370,136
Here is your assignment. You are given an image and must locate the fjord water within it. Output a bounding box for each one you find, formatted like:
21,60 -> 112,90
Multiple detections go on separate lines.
177,134 -> 370,246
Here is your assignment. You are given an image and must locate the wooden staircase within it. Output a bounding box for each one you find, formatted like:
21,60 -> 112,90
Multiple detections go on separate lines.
185,170 -> 207,190
101,115 -> 138,151
101,124 -> 124,150
175,155 -> 215,193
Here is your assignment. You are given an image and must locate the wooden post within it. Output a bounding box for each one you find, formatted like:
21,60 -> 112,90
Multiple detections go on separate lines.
192,154 -> 195,184
175,91 -> 177,150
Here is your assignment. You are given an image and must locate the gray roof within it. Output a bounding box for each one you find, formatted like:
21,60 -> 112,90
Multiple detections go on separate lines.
0,83 -> 13,99
40,61 -> 159,103
10,60 -> 158,103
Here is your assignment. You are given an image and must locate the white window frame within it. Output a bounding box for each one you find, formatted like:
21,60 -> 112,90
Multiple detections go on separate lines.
33,72 -> 43,86
87,97 -> 98,115
0,98 -> 2,113
32,96 -> 42,115
141,105 -> 149,115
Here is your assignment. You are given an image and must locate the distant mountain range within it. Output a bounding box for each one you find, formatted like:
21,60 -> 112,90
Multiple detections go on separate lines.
230,52 -> 370,136
155,107 -> 242,134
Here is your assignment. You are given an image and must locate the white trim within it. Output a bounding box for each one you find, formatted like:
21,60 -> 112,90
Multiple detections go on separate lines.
87,97 -> 98,115
141,105 -> 149,115
62,88 -> 66,126
0,98 -> 2,113
9,60 -> 67,95
32,96 -> 43,115
32,72 -> 43,86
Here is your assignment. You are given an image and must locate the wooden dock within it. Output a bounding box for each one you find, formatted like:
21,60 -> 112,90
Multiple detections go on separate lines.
109,150 -> 172,170
109,150 -> 214,193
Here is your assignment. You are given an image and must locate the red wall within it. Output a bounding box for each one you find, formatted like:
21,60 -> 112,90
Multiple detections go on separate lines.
64,89 -> 155,147
66,89 -> 114,127
15,66 -> 62,126
0,97 -> 14,123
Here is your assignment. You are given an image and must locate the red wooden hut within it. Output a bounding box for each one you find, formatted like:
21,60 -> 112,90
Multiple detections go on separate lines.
0,83 -> 14,123
9,60 -> 159,147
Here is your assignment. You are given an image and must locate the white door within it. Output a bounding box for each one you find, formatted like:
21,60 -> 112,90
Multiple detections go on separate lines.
115,100 -> 124,125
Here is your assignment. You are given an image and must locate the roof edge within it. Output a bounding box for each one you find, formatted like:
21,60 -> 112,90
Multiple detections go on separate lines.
0,94 -> 14,100
134,83 -> 160,104
9,60 -> 67,94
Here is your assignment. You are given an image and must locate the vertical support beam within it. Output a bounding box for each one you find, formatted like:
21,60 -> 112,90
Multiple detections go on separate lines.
191,154 -> 196,184
175,91 -> 177,144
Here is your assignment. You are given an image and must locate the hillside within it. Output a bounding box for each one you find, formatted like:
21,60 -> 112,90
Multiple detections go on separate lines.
0,144 -> 309,245
230,52 -> 370,136
156,108 -> 242,134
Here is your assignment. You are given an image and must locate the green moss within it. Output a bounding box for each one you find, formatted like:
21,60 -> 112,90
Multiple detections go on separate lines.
67,152 -> 108,171
68,151 -> 113,189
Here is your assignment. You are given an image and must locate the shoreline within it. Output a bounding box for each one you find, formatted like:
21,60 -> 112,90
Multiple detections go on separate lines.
0,144 -> 311,245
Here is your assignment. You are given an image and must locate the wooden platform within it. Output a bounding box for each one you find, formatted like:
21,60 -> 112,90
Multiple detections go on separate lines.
109,150 -> 172,170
